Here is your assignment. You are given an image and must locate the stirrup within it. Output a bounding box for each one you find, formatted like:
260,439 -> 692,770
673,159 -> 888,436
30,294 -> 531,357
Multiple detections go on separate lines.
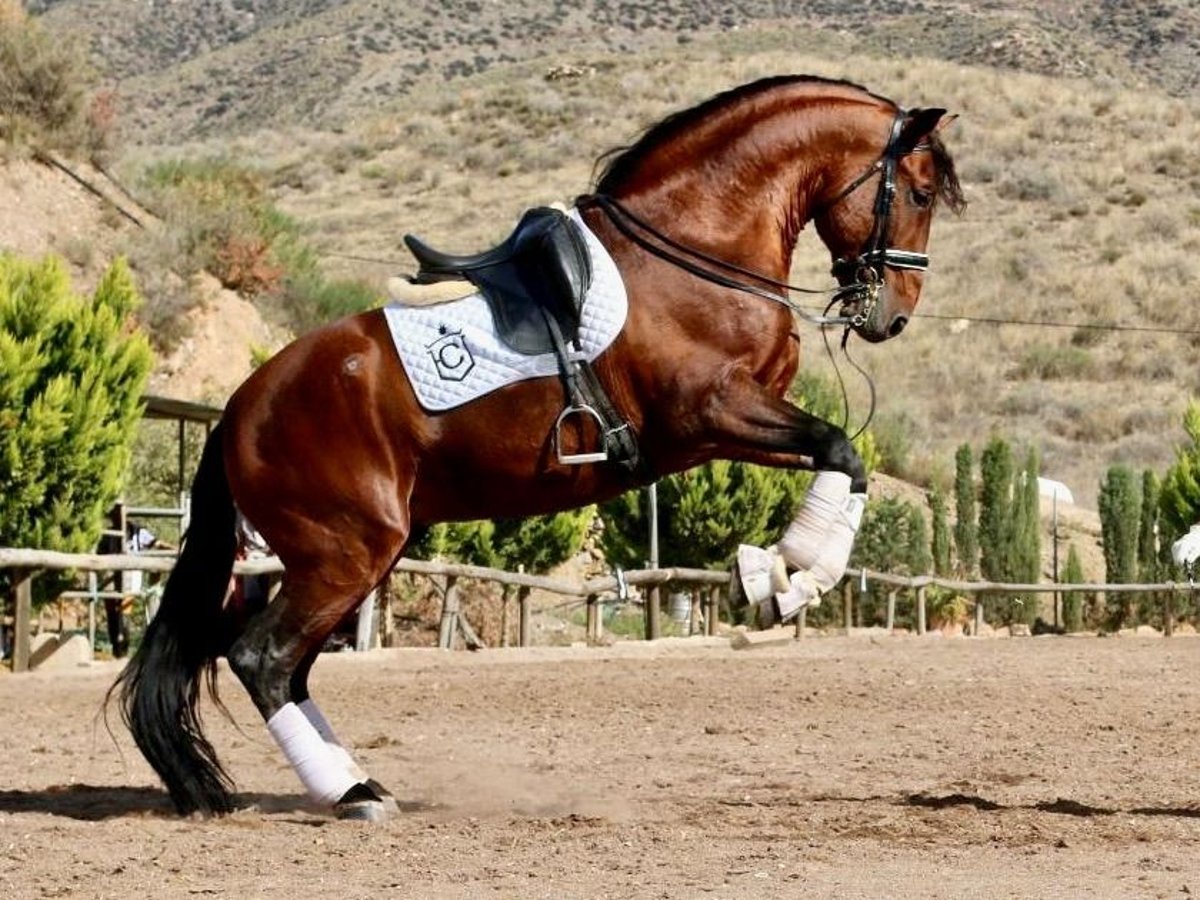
554,404 -> 609,465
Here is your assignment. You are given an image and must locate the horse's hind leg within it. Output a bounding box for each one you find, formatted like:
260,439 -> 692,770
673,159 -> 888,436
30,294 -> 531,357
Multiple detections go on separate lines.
290,647 -> 399,813
227,553 -> 402,821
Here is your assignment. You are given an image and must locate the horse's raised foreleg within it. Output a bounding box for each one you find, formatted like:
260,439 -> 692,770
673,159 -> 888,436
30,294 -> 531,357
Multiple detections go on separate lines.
700,367 -> 866,489
702,368 -> 868,622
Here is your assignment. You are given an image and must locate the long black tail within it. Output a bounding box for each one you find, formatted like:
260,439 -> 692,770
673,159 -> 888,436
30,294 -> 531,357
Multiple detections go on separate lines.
110,422 -> 239,815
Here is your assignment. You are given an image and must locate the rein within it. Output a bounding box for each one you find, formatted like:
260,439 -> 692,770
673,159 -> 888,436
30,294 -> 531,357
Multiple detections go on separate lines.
578,193 -> 859,327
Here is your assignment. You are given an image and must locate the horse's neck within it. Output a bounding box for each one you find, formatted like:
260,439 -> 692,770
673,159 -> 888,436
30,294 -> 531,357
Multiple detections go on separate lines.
619,98 -> 870,279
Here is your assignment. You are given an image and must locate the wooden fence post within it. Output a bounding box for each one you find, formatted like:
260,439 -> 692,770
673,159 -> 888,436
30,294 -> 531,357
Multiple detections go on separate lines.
518,585 -> 531,648
500,585 -> 511,648
586,593 -> 600,645
645,584 -> 661,641
12,570 -> 33,673
916,585 -> 927,635
795,605 -> 806,639
973,595 -> 984,636
842,581 -> 853,633
378,577 -> 394,649
706,584 -> 719,637
437,576 -> 459,650
1164,589 -> 1175,638
886,589 -> 897,634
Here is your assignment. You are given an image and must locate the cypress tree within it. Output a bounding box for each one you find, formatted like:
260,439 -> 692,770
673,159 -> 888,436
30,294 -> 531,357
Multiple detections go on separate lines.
1138,469 -> 1161,583
905,503 -> 932,576
978,437 -> 1014,582
930,488 -> 952,577
1061,543 -> 1085,632
1098,465 -> 1140,584
1011,447 -> 1041,585
1098,464 -> 1141,628
953,444 -> 977,577
0,254 -> 152,596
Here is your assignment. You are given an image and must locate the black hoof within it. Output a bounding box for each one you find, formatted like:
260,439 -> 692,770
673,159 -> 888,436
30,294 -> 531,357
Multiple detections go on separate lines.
364,778 -> 400,814
335,782 -> 391,822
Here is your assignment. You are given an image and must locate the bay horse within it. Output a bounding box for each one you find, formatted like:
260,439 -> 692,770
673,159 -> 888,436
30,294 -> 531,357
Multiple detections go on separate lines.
113,75 -> 964,820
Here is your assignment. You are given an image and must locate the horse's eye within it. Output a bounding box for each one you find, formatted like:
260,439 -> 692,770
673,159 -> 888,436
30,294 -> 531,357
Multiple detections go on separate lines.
911,188 -> 934,209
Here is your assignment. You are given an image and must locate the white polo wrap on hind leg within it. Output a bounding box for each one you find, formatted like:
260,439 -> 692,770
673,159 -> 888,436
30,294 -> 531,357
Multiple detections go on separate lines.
773,472 -> 867,619
299,698 -> 370,782
267,702 -> 359,805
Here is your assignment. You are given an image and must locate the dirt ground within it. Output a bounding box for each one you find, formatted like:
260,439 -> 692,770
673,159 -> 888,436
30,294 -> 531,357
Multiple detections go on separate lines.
2,633 -> 1200,899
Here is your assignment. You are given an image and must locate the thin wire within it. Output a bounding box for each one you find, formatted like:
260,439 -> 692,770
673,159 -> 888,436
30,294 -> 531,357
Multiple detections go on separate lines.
912,311 -> 1200,336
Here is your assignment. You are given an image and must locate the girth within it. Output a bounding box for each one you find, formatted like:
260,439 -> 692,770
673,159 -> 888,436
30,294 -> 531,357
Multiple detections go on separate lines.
405,207 -> 591,357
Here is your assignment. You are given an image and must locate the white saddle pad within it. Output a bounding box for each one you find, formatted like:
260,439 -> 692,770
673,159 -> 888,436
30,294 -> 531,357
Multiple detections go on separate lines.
384,208 -> 627,412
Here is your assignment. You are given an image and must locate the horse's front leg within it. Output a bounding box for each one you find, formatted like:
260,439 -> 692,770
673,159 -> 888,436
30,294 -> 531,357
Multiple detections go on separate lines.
700,367 -> 868,625
699,366 -> 865,488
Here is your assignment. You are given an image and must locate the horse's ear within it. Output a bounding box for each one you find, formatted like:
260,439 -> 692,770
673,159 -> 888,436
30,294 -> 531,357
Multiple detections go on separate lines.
896,107 -> 948,154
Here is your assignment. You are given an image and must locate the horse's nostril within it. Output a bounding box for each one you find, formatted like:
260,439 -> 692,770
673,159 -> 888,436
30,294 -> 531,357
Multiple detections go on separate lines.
889,316 -> 908,337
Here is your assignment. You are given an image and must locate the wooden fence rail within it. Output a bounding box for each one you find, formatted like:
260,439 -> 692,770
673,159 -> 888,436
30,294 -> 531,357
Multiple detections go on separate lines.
3,548 -> 1196,672
841,567 -> 1199,638
0,547 -> 729,671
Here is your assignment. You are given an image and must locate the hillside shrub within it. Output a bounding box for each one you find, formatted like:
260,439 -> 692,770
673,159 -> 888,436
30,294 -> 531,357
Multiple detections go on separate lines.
0,2 -> 110,159
130,157 -> 382,341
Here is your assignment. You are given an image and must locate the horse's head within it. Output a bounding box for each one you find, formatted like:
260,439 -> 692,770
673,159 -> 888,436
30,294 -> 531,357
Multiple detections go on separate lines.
813,107 -> 964,343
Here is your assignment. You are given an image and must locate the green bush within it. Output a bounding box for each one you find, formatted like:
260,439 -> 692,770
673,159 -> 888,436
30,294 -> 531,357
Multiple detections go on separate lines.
406,507 -> 595,575
0,253 -> 152,598
1159,400 -> 1200,548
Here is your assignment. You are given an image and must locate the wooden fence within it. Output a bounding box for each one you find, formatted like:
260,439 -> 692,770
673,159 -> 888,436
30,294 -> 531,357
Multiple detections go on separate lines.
2,547 -> 1197,673
832,568 -> 1199,638
0,547 -> 728,672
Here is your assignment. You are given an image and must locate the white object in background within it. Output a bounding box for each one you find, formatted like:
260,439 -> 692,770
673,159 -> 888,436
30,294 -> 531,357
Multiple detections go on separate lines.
1171,525 -> 1200,580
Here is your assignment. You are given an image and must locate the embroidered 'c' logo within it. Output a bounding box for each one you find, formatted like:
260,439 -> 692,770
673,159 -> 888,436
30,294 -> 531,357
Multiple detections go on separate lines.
427,328 -> 475,382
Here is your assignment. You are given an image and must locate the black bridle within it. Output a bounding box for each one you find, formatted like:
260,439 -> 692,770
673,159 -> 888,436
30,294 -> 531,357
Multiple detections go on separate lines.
821,113 -> 931,287
577,109 -> 930,332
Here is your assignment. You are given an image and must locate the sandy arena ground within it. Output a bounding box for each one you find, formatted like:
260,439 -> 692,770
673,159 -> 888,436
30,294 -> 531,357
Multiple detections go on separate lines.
2,633 -> 1200,899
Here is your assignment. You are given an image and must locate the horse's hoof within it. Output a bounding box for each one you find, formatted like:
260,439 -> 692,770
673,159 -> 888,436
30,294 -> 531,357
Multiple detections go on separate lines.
335,799 -> 391,822
364,778 -> 400,815
334,782 -> 393,822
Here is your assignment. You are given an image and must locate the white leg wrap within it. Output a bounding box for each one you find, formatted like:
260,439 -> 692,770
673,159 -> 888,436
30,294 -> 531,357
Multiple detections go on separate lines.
267,702 -> 359,805
771,483 -> 867,623
777,472 -> 853,570
774,570 -> 821,621
802,492 -> 867,592
298,698 -> 370,781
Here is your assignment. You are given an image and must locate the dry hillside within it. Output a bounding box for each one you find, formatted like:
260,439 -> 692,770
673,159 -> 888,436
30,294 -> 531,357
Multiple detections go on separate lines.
12,0 -> 1200,512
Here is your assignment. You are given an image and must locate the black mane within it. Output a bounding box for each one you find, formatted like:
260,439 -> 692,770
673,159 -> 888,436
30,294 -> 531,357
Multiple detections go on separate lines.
592,75 -> 893,193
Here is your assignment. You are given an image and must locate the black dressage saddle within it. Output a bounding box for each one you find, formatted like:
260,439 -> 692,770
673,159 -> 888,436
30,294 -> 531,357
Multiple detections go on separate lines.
404,207 -> 592,356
